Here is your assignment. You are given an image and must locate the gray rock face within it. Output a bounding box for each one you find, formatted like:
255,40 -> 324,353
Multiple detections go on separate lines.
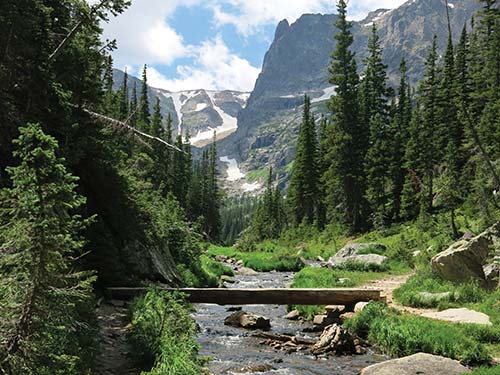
421,308 -> 492,326
224,311 -> 271,330
431,222 -> 500,284
361,353 -> 470,375
216,0 -> 482,191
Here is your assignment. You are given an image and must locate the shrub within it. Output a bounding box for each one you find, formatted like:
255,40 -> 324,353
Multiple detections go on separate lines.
393,268 -> 488,308
345,303 -> 492,365
128,290 -> 204,374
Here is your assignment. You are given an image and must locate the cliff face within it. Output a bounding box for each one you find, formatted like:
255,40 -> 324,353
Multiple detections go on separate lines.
214,0 -> 481,189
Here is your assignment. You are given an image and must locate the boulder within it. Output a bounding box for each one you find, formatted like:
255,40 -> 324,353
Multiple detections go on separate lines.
230,364 -> 274,373
431,222 -> 500,283
313,314 -> 336,327
325,305 -> 345,316
361,353 -> 470,375
310,324 -> 361,355
328,254 -> 388,268
220,275 -> 236,283
334,243 -> 387,258
354,302 -> 370,313
421,308 -> 492,326
224,311 -> 271,330
238,267 -> 258,276
484,263 -> 500,288
284,310 -> 300,320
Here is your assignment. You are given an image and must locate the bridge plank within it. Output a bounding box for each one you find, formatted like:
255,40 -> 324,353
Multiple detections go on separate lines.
107,287 -> 382,305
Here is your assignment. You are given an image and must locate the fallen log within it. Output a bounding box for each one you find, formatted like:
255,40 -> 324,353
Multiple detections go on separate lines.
106,287 -> 382,306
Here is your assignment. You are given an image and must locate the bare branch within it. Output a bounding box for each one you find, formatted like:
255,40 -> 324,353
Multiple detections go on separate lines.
49,0 -> 107,62
80,107 -> 186,153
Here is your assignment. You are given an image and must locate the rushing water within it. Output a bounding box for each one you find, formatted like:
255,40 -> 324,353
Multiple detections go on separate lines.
193,269 -> 387,375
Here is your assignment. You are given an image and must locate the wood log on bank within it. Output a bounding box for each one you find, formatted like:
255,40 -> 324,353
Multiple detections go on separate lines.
106,287 -> 382,305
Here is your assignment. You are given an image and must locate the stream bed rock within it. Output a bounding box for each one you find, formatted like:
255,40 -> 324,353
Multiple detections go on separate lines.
360,352 -> 470,375
224,311 -> 271,330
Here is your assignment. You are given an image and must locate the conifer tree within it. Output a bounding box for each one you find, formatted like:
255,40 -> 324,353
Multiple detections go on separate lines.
323,0 -> 366,232
417,36 -> 440,214
118,68 -> 129,120
288,95 -> 320,226
362,23 -> 392,226
390,58 -> 412,221
401,108 -> 424,220
102,55 -> 115,115
139,64 -> 150,130
360,24 -> 389,133
0,124 -> 94,373
129,81 -> 138,127
151,97 -> 163,138
205,134 -> 221,241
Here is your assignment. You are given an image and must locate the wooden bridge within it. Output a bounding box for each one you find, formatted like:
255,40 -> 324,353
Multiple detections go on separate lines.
107,287 -> 382,306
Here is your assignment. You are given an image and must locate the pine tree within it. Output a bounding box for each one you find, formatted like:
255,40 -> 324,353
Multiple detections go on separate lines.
251,167 -> 284,240
362,23 -> 392,226
129,81 -> 138,127
102,55 -> 116,115
118,68 -> 129,120
323,0 -> 366,232
401,108 -> 424,220
151,97 -> 163,138
360,24 -> 389,133
288,95 -> 320,226
390,58 -> 412,221
0,124 -> 94,373
417,36 -> 440,214
139,64 -> 150,131
205,134 -> 221,241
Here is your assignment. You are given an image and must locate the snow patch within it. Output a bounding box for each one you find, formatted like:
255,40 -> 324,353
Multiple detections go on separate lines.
242,182 -> 262,192
312,86 -> 336,103
195,103 -> 208,112
220,156 -> 245,182
190,92 -> 238,145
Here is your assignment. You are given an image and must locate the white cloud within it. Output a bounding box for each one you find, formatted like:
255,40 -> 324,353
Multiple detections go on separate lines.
211,0 -> 408,35
100,0 -> 199,67
147,36 -> 260,92
212,0 -> 334,35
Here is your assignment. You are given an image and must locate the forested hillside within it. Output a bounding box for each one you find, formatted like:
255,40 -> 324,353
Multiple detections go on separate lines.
0,1 -> 222,373
245,0 -> 499,239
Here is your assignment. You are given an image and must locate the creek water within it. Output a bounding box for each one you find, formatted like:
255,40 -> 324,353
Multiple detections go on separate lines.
193,268 -> 387,375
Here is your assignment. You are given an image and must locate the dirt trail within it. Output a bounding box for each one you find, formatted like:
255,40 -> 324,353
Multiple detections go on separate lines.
361,274 -> 437,315
93,302 -> 140,375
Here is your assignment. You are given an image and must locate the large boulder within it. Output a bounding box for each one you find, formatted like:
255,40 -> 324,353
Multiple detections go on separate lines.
224,311 -> 271,330
328,254 -> 388,268
421,308 -> 492,326
431,222 -> 500,283
361,353 -> 470,375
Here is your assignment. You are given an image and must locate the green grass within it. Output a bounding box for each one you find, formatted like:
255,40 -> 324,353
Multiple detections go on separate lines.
345,303 -> 495,365
201,255 -> 234,278
470,366 -> 500,374
393,267 -> 489,308
128,289 -> 206,375
290,267 -> 395,318
208,245 -> 304,272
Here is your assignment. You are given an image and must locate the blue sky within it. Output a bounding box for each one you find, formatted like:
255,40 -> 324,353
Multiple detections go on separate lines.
99,0 -> 407,92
